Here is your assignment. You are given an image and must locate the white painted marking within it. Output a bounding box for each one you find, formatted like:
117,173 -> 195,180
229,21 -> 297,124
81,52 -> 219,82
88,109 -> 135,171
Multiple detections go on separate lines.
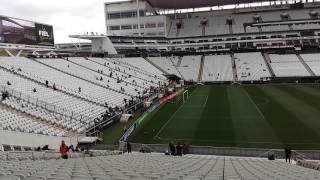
242,88 -> 265,119
203,95 -> 208,107
154,104 -> 185,139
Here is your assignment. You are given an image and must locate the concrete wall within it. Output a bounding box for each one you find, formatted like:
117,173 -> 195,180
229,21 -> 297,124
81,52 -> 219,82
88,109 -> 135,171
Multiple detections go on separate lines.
92,37 -> 117,55
0,130 -> 79,149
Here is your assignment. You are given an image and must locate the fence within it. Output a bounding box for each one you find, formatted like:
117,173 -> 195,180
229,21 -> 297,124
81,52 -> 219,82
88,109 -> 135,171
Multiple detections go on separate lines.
121,142 -> 320,160
0,85 -> 92,126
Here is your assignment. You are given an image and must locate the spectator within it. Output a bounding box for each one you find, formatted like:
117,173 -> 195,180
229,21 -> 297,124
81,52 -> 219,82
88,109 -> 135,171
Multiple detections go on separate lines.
1,91 -> 9,101
60,140 -> 69,159
53,83 -> 57,91
45,80 -> 49,87
127,142 -> 132,153
69,144 -> 75,152
75,145 -> 80,152
42,145 -> 49,150
169,142 -> 176,155
285,148 -> 292,163
176,143 -> 182,156
78,87 -> 81,93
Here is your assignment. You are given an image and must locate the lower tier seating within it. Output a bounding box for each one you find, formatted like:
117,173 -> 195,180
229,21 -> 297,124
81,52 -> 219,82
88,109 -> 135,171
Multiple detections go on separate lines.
0,153 -> 319,180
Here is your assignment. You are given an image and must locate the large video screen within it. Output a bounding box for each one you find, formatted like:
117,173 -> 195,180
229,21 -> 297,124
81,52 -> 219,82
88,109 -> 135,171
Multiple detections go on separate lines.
0,15 -> 54,46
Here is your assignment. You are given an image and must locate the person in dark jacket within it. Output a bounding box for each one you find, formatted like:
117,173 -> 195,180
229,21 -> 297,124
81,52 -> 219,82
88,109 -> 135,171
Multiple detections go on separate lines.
176,143 -> 182,156
285,148 -> 292,163
127,142 -> 132,153
169,142 -> 176,155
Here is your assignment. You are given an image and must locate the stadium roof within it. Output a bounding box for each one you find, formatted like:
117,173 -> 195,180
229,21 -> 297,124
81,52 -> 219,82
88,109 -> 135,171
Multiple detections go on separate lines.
146,0 -> 273,9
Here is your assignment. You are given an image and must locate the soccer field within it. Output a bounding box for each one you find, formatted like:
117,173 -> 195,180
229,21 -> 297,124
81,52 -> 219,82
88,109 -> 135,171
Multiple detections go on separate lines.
130,84 -> 320,149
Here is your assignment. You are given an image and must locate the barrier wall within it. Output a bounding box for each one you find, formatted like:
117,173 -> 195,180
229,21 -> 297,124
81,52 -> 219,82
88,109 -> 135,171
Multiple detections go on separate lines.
0,130 -> 79,149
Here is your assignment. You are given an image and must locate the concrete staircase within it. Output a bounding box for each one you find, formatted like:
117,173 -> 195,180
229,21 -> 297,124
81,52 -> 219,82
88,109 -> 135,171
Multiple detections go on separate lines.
262,52 -> 276,77
296,54 -> 316,76
177,56 -> 183,67
197,55 -> 205,83
230,54 -> 238,82
170,57 -> 184,80
0,64 -> 104,107
31,58 -> 132,97
143,57 -> 169,75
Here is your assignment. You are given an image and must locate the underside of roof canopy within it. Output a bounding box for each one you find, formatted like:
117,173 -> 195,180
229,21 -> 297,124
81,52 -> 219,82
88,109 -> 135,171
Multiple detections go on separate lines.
146,0 -> 276,9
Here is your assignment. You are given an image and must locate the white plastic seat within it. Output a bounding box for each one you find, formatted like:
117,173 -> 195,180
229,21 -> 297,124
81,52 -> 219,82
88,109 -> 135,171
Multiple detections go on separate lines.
23,177 -> 46,180
0,175 -> 20,180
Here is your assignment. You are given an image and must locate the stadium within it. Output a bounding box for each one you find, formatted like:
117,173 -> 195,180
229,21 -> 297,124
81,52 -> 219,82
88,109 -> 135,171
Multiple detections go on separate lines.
1,0 -> 320,179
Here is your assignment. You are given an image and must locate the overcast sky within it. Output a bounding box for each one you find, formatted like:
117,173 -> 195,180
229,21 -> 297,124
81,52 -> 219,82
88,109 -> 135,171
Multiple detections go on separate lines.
0,0 -> 125,43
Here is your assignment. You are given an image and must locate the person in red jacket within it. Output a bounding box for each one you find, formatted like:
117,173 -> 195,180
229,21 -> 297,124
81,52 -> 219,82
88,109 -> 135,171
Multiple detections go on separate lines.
60,140 -> 69,159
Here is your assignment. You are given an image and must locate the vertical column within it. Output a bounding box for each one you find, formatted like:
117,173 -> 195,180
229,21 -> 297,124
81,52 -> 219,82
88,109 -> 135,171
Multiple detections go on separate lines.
0,18 -> 3,35
137,0 -> 141,36
104,4 -> 108,35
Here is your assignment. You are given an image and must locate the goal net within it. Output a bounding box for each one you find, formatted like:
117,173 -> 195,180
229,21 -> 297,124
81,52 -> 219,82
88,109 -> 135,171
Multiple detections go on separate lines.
168,89 -> 189,104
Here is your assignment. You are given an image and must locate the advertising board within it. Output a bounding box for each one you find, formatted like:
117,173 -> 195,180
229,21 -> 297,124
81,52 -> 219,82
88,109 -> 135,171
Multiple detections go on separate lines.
0,15 -> 54,46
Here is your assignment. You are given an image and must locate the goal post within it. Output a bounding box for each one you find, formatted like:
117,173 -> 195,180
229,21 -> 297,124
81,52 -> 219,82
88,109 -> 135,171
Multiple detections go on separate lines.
168,89 -> 189,104
182,90 -> 189,103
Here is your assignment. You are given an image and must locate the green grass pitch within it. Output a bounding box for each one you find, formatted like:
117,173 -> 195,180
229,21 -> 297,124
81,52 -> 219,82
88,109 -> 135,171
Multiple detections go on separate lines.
130,84 -> 320,150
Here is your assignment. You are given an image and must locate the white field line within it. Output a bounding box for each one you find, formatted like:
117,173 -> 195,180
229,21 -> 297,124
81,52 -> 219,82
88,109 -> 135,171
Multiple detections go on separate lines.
203,95 -> 208,107
242,88 -> 265,119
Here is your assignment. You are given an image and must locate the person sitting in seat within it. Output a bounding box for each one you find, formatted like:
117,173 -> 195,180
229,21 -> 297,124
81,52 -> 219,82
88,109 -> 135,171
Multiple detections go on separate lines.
1,91 -> 9,101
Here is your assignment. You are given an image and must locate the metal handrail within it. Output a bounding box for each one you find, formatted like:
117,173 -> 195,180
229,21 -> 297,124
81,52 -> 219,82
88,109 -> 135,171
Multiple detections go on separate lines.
0,85 -> 92,127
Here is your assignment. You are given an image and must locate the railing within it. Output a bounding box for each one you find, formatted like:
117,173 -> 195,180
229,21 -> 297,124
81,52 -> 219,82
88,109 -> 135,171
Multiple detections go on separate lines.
120,143 -> 320,160
0,85 -> 92,129
91,144 -> 120,151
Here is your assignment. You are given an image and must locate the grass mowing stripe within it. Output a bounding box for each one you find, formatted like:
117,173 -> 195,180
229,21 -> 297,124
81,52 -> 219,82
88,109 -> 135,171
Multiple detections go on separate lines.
194,86 -> 236,147
272,85 -> 320,137
255,85 -> 320,149
154,104 -> 185,139
241,87 -> 265,120
130,85 -> 320,149
228,86 -> 279,148
157,87 -> 207,141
